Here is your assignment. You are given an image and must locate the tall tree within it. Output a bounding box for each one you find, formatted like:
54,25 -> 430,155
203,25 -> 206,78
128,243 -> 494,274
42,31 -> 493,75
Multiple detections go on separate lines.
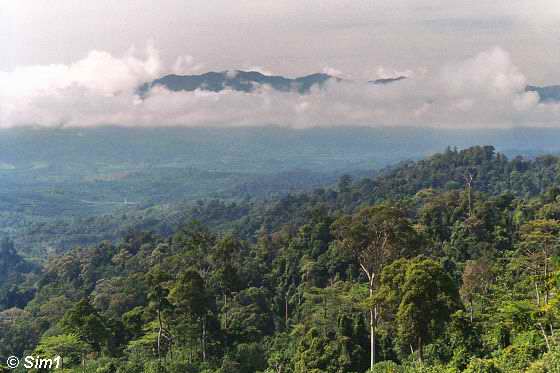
460,258 -> 493,322
519,219 -> 560,306
332,205 -> 419,369
169,268 -> 211,362
396,259 -> 461,362
146,266 -> 174,360
61,298 -> 109,353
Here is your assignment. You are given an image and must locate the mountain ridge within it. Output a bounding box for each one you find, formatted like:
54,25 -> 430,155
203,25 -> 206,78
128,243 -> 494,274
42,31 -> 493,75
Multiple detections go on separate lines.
140,70 -> 560,103
138,70 -> 406,95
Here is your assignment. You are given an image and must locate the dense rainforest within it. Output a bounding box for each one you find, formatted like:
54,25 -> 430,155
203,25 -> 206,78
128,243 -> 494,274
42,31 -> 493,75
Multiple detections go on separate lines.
4,145 -> 560,372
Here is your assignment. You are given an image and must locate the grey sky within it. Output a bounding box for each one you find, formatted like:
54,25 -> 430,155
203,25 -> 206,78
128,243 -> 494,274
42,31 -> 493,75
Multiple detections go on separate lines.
2,0 -> 560,83
2,0 -> 560,130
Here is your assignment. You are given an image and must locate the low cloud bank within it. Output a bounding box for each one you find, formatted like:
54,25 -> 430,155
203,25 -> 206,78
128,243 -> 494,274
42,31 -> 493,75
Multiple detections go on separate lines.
0,45 -> 558,129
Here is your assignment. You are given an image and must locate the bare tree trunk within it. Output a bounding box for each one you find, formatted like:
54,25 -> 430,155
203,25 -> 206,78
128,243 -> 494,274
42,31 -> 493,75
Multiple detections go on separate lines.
359,263 -> 380,372
369,283 -> 376,370
539,323 -> 551,352
374,305 -> 378,364
370,306 -> 375,370
157,309 -> 163,360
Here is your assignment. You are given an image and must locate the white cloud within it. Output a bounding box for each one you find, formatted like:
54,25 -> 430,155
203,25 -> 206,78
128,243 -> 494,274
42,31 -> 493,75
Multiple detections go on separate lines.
376,66 -> 413,79
172,55 -> 204,75
1,44 -> 559,129
0,43 -> 160,98
322,67 -> 343,78
440,48 -> 526,98
246,66 -> 275,76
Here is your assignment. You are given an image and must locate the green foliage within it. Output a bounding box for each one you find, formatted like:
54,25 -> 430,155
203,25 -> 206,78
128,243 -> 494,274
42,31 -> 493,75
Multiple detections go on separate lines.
34,334 -> 90,368
463,358 -> 501,373
494,331 -> 546,371
61,298 -> 110,352
369,360 -> 401,372
526,348 -> 560,372
6,145 -> 560,372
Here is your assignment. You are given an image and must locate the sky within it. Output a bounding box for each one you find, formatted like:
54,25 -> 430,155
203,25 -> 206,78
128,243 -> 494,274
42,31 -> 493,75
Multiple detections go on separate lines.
1,0 -> 560,128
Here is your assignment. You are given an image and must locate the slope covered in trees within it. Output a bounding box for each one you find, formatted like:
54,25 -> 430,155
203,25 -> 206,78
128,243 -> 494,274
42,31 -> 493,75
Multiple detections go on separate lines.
4,146 -> 560,372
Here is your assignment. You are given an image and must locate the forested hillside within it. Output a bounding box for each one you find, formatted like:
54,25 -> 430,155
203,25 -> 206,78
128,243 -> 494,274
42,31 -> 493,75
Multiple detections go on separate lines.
4,146 -> 560,372
5,126 -> 560,257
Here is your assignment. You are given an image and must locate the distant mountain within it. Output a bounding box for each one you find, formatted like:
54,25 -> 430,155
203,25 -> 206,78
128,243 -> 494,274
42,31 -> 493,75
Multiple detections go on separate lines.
140,71 -> 560,102
139,70 -> 409,95
526,85 -> 560,102
369,76 -> 407,84
139,71 -> 335,95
